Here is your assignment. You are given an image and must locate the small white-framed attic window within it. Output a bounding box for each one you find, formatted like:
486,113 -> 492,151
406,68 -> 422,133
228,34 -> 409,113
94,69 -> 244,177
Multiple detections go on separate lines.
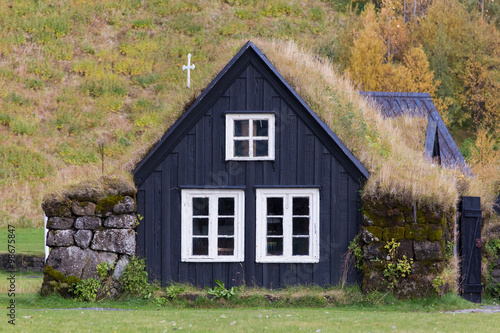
225,113 -> 275,160
255,188 -> 320,263
181,189 -> 245,262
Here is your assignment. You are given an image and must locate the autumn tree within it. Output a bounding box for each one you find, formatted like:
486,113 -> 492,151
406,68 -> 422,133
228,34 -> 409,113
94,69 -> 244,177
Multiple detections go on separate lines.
348,4 -> 393,91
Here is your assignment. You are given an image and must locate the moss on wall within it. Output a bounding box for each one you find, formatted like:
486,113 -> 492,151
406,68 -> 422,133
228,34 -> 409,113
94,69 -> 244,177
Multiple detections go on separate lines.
359,195 -> 455,298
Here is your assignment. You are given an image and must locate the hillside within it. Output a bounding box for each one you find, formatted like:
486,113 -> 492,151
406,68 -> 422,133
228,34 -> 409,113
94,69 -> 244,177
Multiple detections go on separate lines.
0,0 -> 498,229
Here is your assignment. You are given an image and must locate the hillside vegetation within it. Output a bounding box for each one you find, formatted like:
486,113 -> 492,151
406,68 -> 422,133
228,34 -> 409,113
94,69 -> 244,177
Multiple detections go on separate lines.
0,0 -> 498,229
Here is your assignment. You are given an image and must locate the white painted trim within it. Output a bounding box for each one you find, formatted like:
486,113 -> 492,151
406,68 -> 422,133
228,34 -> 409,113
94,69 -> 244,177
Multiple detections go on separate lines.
181,189 -> 245,262
225,113 -> 275,161
44,215 -> 49,263
255,188 -> 320,263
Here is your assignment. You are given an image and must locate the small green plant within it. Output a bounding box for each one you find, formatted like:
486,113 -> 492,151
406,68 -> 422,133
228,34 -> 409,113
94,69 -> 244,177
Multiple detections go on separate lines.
70,278 -> 102,302
206,279 -> 236,300
135,214 -> 144,227
431,266 -> 456,296
154,296 -> 169,306
486,239 -> 500,257
383,238 -> 413,290
165,284 -> 184,299
97,262 -> 115,280
348,233 -> 363,269
121,257 -> 150,297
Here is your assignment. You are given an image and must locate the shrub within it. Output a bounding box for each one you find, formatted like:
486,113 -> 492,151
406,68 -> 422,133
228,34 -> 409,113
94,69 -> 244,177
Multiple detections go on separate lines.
121,257 -> 150,297
71,278 -> 102,302
206,279 -> 237,300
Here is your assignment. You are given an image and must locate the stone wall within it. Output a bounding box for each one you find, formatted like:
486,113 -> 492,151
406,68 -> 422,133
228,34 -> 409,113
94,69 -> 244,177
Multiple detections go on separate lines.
41,193 -> 137,295
0,254 -> 45,272
360,195 -> 455,298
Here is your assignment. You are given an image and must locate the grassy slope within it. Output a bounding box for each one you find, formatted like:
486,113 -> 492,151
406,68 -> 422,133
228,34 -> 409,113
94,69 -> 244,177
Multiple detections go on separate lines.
0,0 -> 342,228
1,0 -> 492,231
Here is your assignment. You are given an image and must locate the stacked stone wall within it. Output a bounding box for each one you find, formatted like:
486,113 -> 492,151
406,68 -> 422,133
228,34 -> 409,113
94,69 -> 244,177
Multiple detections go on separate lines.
360,195 -> 455,298
0,254 -> 45,272
41,194 -> 137,296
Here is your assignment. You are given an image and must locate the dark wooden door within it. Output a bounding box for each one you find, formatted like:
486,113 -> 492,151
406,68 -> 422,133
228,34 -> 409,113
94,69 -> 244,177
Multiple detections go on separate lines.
459,196 -> 482,303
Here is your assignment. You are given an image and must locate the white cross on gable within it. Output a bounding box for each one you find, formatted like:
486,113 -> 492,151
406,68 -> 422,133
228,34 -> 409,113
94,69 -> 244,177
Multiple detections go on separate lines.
182,53 -> 195,88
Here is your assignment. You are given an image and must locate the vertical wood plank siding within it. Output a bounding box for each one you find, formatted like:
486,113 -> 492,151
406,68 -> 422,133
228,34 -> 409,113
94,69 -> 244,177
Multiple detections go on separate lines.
137,64 -> 363,288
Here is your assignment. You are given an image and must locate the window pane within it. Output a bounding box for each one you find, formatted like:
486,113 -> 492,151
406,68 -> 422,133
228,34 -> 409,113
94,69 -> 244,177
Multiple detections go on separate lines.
253,120 -> 268,136
218,238 -> 234,256
193,218 -> 209,235
234,140 -> 249,157
193,197 -> 209,216
292,238 -> 309,255
267,237 -> 283,256
218,217 -> 234,235
267,217 -> 283,235
293,197 -> 309,215
267,197 -> 283,215
293,217 -> 309,235
193,238 -> 208,255
218,197 -> 234,215
234,120 -> 249,136
254,140 -> 268,157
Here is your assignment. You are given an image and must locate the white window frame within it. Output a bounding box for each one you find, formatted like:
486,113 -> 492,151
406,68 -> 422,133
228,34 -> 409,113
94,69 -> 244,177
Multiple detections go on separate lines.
255,188 -> 320,263
225,113 -> 275,161
181,189 -> 245,262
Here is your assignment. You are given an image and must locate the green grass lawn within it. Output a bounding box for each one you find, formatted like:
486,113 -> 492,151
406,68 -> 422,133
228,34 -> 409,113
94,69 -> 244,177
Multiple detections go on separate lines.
0,227 -> 45,255
2,297 -> 499,332
1,268 -> 498,332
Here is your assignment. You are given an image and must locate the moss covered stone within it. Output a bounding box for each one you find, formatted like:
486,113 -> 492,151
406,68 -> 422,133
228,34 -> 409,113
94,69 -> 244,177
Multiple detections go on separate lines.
44,265 -> 65,282
362,210 -> 392,227
42,266 -> 80,298
426,225 -> 443,242
405,224 -> 427,241
383,226 -> 405,241
365,226 -> 383,241
96,195 -> 125,217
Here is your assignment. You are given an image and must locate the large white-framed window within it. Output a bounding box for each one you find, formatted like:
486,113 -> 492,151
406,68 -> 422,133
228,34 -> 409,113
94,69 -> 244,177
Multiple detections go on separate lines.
256,188 -> 320,263
225,113 -> 275,160
181,189 -> 245,262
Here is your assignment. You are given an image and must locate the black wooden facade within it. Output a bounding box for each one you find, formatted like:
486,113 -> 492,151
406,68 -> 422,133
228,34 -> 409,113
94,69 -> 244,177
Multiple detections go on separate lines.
133,42 -> 369,288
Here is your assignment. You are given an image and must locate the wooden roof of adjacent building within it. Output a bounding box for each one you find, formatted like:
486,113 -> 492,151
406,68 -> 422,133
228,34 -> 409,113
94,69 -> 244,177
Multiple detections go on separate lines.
359,91 -> 471,176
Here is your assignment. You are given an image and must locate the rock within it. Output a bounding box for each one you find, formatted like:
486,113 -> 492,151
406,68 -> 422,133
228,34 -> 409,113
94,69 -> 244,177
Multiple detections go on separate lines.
74,216 -> 101,230
46,217 -> 74,230
395,240 -> 414,260
46,230 -> 76,247
411,261 -> 444,276
46,246 -> 117,279
112,256 -> 130,281
42,200 -> 72,218
414,241 -> 444,261
382,226 -> 405,241
394,278 -> 434,299
91,229 -> 135,255
104,214 -> 136,229
363,242 -> 386,261
491,269 -> 500,279
71,201 -> 97,216
74,230 -> 93,249
363,214 -> 373,226
361,228 -> 379,244
113,196 -> 136,214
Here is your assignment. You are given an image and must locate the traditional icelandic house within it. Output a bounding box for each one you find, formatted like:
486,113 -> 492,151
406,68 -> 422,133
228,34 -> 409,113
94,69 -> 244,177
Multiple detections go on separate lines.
359,92 -> 471,176
133,42 -> 369,288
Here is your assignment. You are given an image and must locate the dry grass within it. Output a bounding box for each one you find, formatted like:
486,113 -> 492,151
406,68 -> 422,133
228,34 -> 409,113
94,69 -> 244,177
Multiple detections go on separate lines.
257,39 -> 460,211
0,271 -> 42,294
